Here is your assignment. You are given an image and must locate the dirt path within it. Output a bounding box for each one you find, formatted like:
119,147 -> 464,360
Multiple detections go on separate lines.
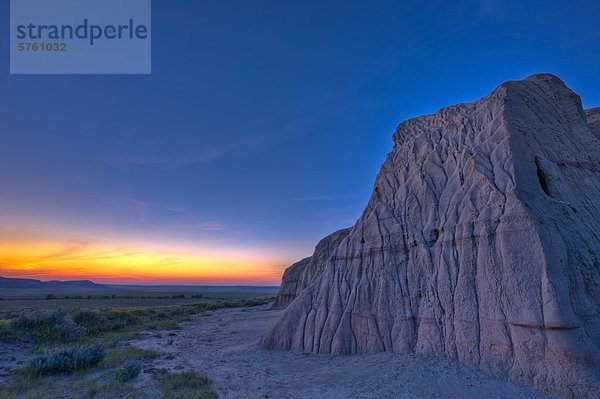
133,305 -> 556,399
0,342 -> 30,384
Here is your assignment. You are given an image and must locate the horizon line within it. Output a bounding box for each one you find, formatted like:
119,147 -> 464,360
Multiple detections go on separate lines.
0,275 -> 280,288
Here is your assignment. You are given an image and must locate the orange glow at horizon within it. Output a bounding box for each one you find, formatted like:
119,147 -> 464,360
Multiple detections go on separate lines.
0,240 -> 283,285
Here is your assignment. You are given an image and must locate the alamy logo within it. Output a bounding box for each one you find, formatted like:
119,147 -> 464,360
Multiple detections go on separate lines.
10,0 -> 152,74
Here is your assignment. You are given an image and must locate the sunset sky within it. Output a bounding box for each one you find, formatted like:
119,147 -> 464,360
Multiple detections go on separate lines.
1,1 -> 599,285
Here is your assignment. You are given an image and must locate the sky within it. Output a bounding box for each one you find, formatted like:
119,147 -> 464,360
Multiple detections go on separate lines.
0,0 -> 599,285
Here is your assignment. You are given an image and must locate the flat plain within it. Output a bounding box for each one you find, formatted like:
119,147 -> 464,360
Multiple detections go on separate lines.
0,286 -> 276,398
0,286 -> 557,399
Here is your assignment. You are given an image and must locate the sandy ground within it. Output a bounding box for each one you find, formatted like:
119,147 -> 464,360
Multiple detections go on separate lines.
133,305 -> 557,399
0,342 -> 30,384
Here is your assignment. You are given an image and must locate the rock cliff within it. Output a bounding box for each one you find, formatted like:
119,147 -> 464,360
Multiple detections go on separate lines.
271,228 -> 350,309
586,107 -> 600,139
262,74 -> 600,398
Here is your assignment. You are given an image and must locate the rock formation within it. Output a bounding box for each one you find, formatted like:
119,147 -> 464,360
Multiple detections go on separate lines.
586,107 -> 600,139
262,74 -> 600,398
272,228 -> 350,309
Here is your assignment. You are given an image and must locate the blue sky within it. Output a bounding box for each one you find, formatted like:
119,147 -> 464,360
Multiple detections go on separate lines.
0,0 -> 599,283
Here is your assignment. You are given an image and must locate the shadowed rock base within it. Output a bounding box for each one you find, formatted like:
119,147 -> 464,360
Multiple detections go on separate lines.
262,74 -> 600,398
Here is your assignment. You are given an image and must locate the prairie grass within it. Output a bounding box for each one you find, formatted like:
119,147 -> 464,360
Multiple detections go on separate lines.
157,369 -> 218,399
101,345 -> 159,368
117,359 -> 143,382
0,296 -> 273,398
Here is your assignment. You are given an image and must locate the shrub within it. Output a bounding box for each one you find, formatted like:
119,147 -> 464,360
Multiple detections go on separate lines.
117,359 -> 143,382
72,310 -> 108,335
10,310 -> 71,344
114,319 -> 130,330
105,310 -> 142,330
0,320 -> 19,343
27,344 -> 105,376
53,319 -> 87,342
10,310 -> 66,331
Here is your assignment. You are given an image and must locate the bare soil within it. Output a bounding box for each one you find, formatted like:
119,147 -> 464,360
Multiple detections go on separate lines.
0,342 -> 30,384
132,305 -> 557,399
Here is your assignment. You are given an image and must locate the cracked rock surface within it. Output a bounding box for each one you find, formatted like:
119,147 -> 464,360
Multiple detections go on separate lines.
586,107 -> 600,139
262,74 -> 600,398
272,228 -> 350,309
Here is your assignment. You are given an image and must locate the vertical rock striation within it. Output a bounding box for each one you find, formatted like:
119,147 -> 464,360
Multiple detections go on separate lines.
262,74 -> 600,398
586,107 -> 600,139
272,228 -> 350,309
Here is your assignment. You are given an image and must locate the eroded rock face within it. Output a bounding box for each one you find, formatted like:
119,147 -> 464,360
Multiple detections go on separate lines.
586,107 -> 600,139
271,228 -> 350,309
262,74 -> 600,398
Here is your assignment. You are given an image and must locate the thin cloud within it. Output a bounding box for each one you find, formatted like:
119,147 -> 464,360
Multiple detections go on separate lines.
42,240 -> 95,260
104,148 -> 224,169
173,222 -> 226,231
291,195 -> 358,202
146,257 -> 182,268
0,244 -> 178,280
104,197 -> 187,213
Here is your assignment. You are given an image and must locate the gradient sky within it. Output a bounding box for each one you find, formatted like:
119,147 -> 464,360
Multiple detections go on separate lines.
1,0 -> 599,284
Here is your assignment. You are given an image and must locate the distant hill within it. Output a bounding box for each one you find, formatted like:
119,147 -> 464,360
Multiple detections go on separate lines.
0,276 -> 107,290
0,277 -> 278,292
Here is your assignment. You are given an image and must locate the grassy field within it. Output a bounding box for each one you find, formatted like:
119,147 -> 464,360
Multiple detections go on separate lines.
0,289 -> 275,399
0,286 -> 278,313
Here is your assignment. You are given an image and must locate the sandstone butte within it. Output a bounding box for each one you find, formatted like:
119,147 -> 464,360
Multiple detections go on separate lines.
263,74 -> 600,398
